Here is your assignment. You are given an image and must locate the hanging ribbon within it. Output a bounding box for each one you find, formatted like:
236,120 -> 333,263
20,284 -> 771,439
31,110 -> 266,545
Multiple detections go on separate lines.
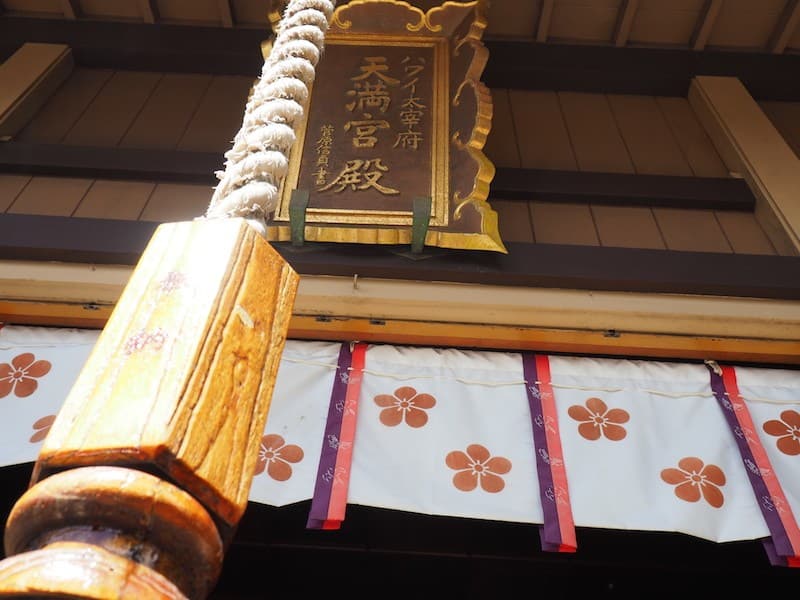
708,362 -> 800,567
307,341 -> 367,529
523,353 -> 577,553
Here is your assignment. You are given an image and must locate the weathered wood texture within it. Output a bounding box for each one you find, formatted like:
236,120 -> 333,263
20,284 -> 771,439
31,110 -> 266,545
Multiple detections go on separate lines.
1,466 -> 221,599
32,218 -> 299,542
0,541 -> 187,599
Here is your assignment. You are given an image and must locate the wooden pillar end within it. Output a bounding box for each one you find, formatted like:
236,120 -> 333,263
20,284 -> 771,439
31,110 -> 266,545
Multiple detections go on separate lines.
0,218 -> 299,598
30,218 -> 299,543
0,541 -> 187,599
3,466 -> 222,600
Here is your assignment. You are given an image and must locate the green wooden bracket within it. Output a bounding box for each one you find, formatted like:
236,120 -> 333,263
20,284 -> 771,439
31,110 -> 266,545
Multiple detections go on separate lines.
289,189 -> 309,247
411,196 -> 432,254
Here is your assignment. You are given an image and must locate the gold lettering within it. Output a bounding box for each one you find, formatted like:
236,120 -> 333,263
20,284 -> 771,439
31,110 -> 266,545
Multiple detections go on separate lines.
346,80 -> 392,113
402,56 -> 425,79
343,118 -> 390,148
313,124 -> 335,186
351,56 -> 400,85
393,55 -> 427,151
318,158 -> 399,195
393,130 -> 423,150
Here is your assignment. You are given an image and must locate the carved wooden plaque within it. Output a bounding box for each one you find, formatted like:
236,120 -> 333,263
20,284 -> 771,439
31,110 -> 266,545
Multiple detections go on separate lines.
267,0 -> 505,253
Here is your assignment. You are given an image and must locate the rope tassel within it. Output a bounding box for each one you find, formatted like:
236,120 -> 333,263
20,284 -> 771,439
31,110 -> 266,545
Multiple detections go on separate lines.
205,0 -> 337,223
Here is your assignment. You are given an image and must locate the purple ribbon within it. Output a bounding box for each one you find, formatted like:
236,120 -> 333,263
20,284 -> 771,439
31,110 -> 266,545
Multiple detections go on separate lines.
522,353 -> 561,551
707,364 -> 793,564
307,343 -> 352,529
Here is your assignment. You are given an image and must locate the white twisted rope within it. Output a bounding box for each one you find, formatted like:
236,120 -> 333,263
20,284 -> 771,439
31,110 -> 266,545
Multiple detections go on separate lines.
205,0 -> 337,229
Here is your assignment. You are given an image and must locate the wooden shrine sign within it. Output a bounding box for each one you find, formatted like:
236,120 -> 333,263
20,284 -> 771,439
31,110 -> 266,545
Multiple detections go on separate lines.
267,0 -> 505,253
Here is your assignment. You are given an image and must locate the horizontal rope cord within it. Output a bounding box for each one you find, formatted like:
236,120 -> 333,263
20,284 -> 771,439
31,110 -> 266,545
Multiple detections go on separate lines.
276,356 -> 799,405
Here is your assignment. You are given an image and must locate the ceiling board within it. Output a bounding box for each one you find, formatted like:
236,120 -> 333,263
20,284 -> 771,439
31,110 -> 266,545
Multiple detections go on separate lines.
231,0 -> 271,26
485,0 -> 539,38
79,0 -> 140,19
773,0 -> 800,53
792,25 -> 800,51
629,0 -> 704,46
549,0 -> 622,43
157,0 -> 220,24
2,0 -> 59,15
1,0 -> 799,55
708,0 -> 787,49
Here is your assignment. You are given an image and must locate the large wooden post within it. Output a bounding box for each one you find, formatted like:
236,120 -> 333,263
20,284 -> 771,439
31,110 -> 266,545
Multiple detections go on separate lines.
0,218 -> 299,599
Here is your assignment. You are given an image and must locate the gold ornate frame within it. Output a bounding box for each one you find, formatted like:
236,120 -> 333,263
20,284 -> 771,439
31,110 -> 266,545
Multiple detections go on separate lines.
267,0 -> 505,253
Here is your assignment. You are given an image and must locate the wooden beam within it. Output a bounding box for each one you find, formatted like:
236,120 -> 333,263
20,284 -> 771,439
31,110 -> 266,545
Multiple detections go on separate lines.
2,17 -> 800,100
769,0 -> 800,54
0,142 -> 219,184
691,0 -> 723,51
59,0 -> 80,19
0,17 -> 266,76
137,0 -> 158,24
482,38 -> 800,101
491,168 -> 755,211
0,44 -> 73,139
277,240 -> 800,300
3,270 -> 800,365
613,0 -> 639,47
0,214 -> 156,265
288,316 -> 800,366
0,143 -> 754,211
2,214 -> 799,300
218,0 -> 234,27
536,0 -> 554,43
7,303 -> 797,365
689,75 -> 800,255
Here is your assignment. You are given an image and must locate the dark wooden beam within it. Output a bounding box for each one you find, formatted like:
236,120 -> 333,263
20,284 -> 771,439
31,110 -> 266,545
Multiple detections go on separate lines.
277,240 -> 800,300
0,142 -> 220,184
1,17 -> 800,99
0,17 -> 268,76
491,169 -> 755,211
2,215 -> 799,300
0,215 -> 156,265
482,39 -> 800,101
0,144 -> 755,211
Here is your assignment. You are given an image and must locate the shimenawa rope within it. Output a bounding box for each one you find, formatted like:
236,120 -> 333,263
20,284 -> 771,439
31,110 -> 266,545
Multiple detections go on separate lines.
204,0 -> 337,234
